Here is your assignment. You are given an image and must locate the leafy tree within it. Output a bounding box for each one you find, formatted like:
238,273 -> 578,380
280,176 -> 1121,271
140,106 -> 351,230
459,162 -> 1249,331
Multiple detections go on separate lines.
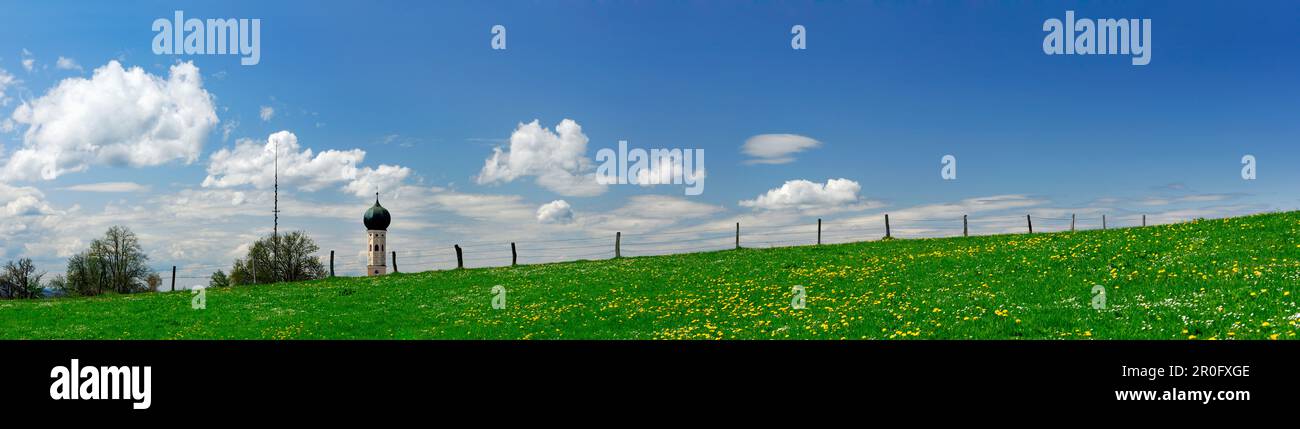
63,226 -> 153,295
230,231 -> 327,285
210,270 -> 230,288
60,252 -> 101,296
0,258 -> 45,299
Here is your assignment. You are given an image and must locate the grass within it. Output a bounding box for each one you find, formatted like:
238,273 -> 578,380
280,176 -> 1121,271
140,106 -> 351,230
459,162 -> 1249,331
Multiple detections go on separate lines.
2,211 -> 1298,340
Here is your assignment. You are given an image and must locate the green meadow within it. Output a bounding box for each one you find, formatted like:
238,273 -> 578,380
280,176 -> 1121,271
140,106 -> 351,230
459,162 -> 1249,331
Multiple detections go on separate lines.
2,212 -> 1297,340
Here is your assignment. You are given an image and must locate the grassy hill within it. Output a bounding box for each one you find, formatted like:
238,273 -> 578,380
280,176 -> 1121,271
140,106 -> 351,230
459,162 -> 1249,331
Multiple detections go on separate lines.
2,212 -> 1298,340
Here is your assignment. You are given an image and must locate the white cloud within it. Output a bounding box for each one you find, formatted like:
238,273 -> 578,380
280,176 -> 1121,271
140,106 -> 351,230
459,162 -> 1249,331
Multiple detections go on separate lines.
203,130 -> 411,197
0,182 -> 61,260
632,149 -> 706,187
1140,193 -> 1236,206
60,182 -> 150,193
2,60 -> 218,181
19,49 -> 35,72
581,195 -> 726,235
259,106 -> 274,121
416,188 -> 532,223
536,200 -> 575,224
221,119 -> 239,141
55,56 -> 81,71
343,164 -> 411,198
741,134 -> 821,165
0,182 -> 54,217
740,178 -> 862,211
0,67 -> 16,105
616,195 -> 723,219
476,119 -> 605,197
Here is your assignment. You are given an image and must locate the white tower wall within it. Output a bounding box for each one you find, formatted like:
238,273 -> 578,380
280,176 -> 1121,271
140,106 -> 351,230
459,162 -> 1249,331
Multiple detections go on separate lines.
367,229 -> 387,276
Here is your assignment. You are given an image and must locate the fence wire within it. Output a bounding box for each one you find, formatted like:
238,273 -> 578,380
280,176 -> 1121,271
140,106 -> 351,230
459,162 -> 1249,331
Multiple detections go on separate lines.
143,212 -> 1202,284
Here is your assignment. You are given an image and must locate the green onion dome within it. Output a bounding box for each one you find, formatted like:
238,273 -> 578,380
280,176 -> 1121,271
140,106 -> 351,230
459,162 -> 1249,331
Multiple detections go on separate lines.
363,193 -> 391,231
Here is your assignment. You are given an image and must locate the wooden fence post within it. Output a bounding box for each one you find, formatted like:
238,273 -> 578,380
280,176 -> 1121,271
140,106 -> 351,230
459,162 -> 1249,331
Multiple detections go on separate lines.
171,266 -> 176,292
735,223 -> 740,249
884,214 -> 891,239
1026,215 -> 1033,234
1102,214 -> 1107,230
615,232 -> 622,258
391,250 -> 398,273
963,214 -> 968,237
1142,215 -> 1146,227
454,245 -> 464,269
511,242 -> 518,266
1071,214 -> 1076,232
329,250 -> 335,277
817,219 -> 822,245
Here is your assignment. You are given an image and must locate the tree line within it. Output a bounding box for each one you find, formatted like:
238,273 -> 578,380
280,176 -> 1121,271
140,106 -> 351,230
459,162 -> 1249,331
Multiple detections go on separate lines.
1,226 -> 328,300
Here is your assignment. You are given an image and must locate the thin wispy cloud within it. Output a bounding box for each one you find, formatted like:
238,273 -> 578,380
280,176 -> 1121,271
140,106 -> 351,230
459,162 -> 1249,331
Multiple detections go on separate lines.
60,182 -> 150,193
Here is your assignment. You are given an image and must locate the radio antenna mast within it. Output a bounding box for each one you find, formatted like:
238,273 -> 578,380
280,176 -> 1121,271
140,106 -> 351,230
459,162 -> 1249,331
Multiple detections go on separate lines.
272,137 -> 280,281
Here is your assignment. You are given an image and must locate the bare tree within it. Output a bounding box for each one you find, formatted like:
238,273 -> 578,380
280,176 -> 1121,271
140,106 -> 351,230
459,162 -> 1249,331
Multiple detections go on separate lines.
0,258 -> 44,299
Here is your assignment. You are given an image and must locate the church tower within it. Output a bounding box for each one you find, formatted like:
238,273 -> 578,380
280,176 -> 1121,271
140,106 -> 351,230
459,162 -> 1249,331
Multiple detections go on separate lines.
363,193 -> 391,276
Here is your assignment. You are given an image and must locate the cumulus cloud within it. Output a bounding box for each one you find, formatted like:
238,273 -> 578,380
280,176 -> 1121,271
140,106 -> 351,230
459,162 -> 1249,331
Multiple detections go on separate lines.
536,200 -> 575,224
55,56 -> 81,71
0,182 -> 55,217
343,164 -> 411,198
631,149 -> 706,188
1,60 -> 218,181
0,182 -> 61,260
741,134 -> 821,165
740,178 -> 862,211
259,106 -> 274,121
476,119 -> 605,197
203,130 -> 410,197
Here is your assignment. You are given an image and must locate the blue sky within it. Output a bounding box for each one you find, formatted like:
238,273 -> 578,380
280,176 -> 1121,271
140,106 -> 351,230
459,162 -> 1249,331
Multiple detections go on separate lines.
1,1 -> 1297,281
